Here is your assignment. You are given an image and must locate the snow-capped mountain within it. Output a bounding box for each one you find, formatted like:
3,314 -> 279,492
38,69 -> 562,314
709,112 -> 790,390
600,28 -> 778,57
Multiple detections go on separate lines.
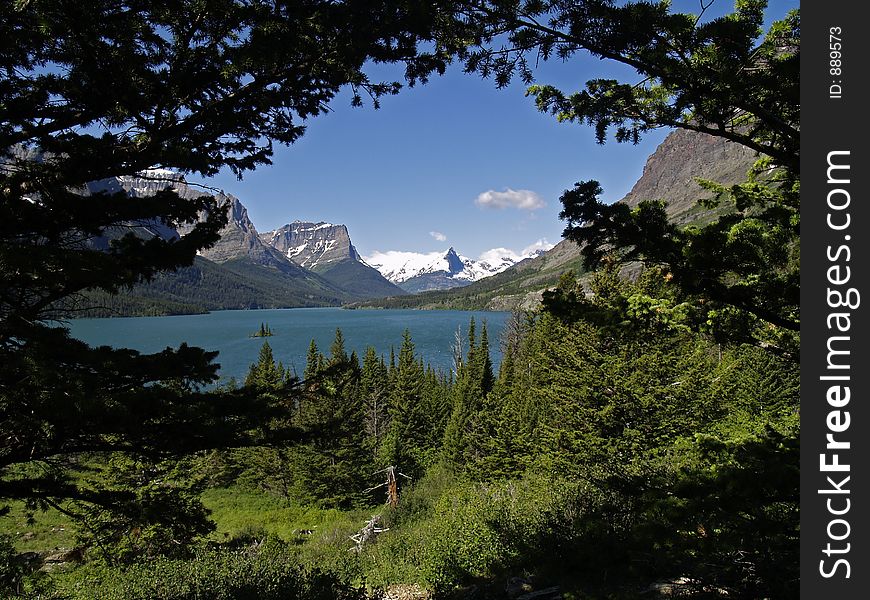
260,221 -> 362,271
86,170 -> 403,303
365,248 -> 467,284
88,169 -> 330,274
365,245 -> 551,293
259,221 -> 405,298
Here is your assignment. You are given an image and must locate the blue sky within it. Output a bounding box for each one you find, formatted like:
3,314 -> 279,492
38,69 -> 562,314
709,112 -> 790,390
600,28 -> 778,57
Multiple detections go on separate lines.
207,0 -> 798,259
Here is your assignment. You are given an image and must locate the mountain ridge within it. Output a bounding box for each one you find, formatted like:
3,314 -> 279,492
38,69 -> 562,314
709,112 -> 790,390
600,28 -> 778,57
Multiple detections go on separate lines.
260,221 -> 362,270
79,173 -> 400,316
351,128 -> 759,312
78,127 -> 753,317
259,220 -> 405,298
365,245 -> 549,293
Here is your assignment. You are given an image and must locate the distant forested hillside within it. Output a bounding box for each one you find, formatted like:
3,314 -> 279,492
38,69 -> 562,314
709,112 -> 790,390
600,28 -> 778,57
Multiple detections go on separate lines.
353,127 -> 757,312
77,256 -> 350,318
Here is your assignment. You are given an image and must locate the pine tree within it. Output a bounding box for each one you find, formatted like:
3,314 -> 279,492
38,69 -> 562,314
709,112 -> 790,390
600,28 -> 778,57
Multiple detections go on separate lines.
290,329 -> 369,508
471,343 -> 523,480
360,347 -> 391,461
304,339 -> 323,384
495,343 -> 515,396
1,0 -> 457,526
244,341 -> 285,390
380,330 -> 427,477
477,321 -> 495,395
329,328 -> 349,364
442,319 -> 495,472
421,365 -> 452,447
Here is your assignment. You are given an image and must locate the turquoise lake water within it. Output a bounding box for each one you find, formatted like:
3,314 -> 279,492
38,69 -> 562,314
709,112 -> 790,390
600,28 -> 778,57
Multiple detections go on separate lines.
65,308 -> 510,385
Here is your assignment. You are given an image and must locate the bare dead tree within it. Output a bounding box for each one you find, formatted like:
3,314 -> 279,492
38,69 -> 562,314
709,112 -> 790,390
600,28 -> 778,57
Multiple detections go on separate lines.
365,465 -> 412,508
362,382 -> 389,460
501,308 -> 529,356
349,515 -> 388,553
452,325 -> 464,376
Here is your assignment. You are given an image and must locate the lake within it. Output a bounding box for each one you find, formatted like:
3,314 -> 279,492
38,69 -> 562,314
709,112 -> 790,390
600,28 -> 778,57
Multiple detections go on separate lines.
65,308 -> 511,385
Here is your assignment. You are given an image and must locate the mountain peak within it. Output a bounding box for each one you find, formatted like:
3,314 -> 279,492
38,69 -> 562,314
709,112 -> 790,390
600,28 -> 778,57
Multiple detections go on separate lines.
261,221 -> 360,271
365,243 -> 548,294
444,247 -> 464,274
289,220 -> 335,229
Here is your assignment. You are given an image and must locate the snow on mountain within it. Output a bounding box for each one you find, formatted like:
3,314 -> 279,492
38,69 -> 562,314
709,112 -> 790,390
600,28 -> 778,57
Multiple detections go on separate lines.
366,248 -> 466,283
114,168 -> 186,198
260,221 -> 362,271
365,241 -> 554,291
260,221 -> 405,298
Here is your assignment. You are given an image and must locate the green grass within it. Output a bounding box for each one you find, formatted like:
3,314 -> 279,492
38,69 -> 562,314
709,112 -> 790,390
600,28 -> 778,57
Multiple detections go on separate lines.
1,485 -> 371,556
3,477 -> 590,596
0,501 -> 77,554
201,487 -> 372,546
200,486 -> 385,585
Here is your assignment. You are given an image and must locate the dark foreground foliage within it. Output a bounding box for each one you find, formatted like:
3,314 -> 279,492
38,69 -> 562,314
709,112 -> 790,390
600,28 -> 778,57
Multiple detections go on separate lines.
45,539 -> 371,600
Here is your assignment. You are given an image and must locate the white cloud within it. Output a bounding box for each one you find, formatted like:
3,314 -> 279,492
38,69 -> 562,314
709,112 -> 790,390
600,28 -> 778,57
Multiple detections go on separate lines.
475,188 -> 545,211
429,231 -> 447,242
478,247 -> 523,264
477,239 -> 555,265
521,238 -> 555,256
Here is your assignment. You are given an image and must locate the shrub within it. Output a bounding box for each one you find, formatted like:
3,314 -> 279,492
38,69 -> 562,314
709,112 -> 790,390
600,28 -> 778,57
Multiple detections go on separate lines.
356,472 -> 586,590
0,534 -> 25,596
55,538 -> 370,600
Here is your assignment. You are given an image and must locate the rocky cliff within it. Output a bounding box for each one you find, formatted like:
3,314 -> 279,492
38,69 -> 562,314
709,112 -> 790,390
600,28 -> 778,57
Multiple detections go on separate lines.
81,171 -> 369,313
261,221 -> 405,299
260,221 -> 362,271
105,170 -> 298,271
620,128 -> 757,223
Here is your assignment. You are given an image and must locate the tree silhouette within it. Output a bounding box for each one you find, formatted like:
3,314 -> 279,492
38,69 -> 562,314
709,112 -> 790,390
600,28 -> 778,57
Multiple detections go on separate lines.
1,0 -> 452,537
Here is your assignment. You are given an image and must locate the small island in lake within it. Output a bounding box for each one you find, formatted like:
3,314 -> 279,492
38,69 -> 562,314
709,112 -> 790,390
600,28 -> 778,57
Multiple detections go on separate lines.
250,322 -> 274,338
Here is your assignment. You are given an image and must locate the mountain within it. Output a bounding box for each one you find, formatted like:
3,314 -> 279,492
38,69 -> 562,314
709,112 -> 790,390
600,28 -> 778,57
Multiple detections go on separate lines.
352,129 -> 759,311
80,172 -> 367,316
365,247 -> 546,293
81,254 -> 350,318
261,221 -> 405,299
352,239 -> 587,310
620,127 -> 757,224
261,221 -> 361,269
107,171 -> 313,274
190,196 -> 295,269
